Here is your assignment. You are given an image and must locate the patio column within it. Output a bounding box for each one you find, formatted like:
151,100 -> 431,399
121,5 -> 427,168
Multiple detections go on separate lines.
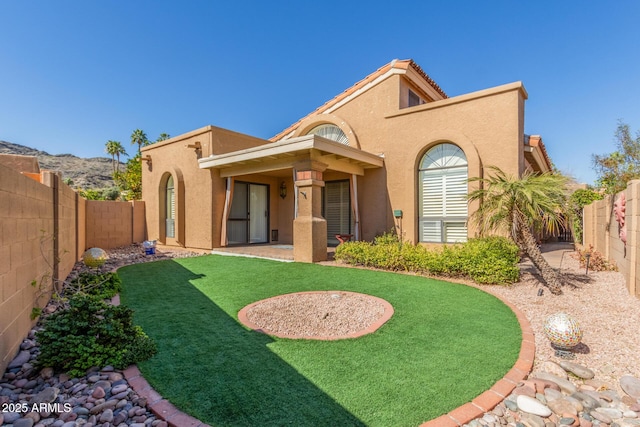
293,161 -> 327,262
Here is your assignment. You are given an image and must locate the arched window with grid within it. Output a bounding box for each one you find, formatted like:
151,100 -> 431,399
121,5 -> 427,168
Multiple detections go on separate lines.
418,143 -> 468,243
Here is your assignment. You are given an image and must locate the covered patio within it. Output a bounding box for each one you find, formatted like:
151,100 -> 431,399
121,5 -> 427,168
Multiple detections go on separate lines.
198,134 -> 383,262
211,244 -> 337,262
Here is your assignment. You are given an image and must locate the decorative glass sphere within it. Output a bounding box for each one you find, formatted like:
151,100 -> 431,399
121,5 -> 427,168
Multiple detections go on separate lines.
82,247 -> 108,268
543,312 -> 583,350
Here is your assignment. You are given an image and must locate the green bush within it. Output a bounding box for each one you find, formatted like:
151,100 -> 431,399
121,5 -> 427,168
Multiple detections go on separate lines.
36,294 -> 156,377
67,272 -> 122,299
335,235 -> 519,285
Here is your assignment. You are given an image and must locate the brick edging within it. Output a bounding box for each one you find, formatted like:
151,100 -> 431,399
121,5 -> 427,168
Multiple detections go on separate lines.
419,293 -> 535,426
119,285 -> 533,427
123,365 -> 211,427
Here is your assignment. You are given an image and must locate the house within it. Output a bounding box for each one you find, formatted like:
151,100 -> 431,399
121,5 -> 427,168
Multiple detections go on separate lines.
141,59 -> 552,262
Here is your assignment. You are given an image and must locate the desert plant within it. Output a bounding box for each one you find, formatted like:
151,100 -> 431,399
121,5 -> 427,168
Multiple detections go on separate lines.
36,293 -> 156,377
574,245 -> 617,272
468,166 -> 568,294
66,271 -> 122,300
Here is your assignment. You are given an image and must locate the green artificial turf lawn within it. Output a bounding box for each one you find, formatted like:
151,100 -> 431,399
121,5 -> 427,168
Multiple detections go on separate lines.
118,255 -> 521,427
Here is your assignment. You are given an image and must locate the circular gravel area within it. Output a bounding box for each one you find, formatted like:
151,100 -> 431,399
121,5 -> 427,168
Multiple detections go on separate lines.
237,291 -> 394,340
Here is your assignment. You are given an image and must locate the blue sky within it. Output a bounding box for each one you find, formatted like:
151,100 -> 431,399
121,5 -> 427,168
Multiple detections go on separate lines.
2,1 -> 639,185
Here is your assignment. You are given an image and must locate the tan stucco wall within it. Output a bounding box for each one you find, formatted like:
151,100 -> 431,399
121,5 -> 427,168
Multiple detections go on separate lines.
142,126 -> 272,249
292,76 -> 527,243
141,73 -> 537,250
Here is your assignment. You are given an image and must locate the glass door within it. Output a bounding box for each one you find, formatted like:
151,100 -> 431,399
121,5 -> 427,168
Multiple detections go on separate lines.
227,182 -> 269,244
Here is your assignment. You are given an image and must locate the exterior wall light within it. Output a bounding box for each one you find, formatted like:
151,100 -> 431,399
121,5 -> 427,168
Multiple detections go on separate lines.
142,155 -> 152,165
279,181 -> 287,199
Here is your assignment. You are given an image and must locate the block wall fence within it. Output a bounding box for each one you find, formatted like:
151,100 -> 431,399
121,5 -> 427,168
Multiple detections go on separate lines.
583,179 -> 640,298
0,163 -> 145,373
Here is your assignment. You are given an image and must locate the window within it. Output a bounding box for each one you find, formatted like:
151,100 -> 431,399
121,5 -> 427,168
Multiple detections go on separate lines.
166,175 -> 175,238
418,143 -> 468,243
322,180 -> 351,246
307,123 -> 349,145
408,89 -> 423,107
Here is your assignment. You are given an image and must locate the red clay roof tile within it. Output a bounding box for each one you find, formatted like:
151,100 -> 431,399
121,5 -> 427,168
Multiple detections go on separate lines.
270,59 -> 447,142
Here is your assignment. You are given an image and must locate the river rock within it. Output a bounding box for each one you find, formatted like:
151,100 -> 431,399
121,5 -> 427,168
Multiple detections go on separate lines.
3,412 -> 21,423
621,375 -> 640,399
29,387 -> 58,405
520,412 -> 546,427
595,406 -> 623,419
590,409 -> 612,424
571,391 -> 601,410
8,351 -> 31,369
548,397 -> 579,416
92,386 -> 106,398
14,418 -> 35,427
559,361 -> 595,380
533,372 -> 577,394
514,383 -> 537,397
111,383 -> 128,394
517,395 -> 552,417
545,387 -> 564,401
540,361 -> 569,379
99,408 -> 114,423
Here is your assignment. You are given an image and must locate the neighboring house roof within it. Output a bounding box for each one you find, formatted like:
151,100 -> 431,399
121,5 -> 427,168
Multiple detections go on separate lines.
270,59 -> 447,142
524,135 -> 553,173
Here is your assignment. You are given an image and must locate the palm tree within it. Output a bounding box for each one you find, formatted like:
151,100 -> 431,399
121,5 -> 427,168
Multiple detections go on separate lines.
467,166 -> 569,295
105,140 -> 119,173
113,141 -> 127,173
130,129 -> 149,153
156,133 -> 171,142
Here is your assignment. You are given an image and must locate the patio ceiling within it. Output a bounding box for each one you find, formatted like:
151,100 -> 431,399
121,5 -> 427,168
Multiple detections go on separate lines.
198,135 -> 384,177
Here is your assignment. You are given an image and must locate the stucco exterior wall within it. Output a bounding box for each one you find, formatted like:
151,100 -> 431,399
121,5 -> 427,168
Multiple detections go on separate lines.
583,180 -> 640,297
142,126 -> 273,249
297,77 -> 526,243
140,66 -> 540,252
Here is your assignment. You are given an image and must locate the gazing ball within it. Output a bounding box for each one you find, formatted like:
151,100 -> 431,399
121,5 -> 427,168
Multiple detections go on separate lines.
543,312 -> 583,350
82,247 -> 108,268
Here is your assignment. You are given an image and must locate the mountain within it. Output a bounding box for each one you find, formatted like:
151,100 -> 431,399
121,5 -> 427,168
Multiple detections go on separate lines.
0,140 -> 123,189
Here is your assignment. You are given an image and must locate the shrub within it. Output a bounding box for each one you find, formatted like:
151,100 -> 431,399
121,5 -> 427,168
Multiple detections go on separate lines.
67,272 -> 122,299
335,235 -> 520,285
36,294 -> 156,377
574,245 -> 617,272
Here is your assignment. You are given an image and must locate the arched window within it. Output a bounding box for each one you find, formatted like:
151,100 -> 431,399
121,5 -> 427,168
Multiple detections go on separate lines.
307,123 -> 349,145
418,143 -> 468,243
166,175 -> 175,238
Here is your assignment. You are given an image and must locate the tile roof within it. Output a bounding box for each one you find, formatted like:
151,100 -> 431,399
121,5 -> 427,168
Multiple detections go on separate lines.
525,135 -> 553,171
270,59 -> 447,142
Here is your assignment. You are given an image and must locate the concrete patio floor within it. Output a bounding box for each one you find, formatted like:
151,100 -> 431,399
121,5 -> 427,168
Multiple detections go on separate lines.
211,244 -> 336,262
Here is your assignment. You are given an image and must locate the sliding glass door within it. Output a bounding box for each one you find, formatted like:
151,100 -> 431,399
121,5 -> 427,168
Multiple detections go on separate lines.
227,182 -> 269,244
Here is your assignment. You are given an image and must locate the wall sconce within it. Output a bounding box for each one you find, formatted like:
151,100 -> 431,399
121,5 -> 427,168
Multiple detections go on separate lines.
279,181 -> 287,199
141,155 -> 152,164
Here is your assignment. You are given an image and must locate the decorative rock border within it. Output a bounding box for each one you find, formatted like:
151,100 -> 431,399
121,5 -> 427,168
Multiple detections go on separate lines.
237,291 -> 395,340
